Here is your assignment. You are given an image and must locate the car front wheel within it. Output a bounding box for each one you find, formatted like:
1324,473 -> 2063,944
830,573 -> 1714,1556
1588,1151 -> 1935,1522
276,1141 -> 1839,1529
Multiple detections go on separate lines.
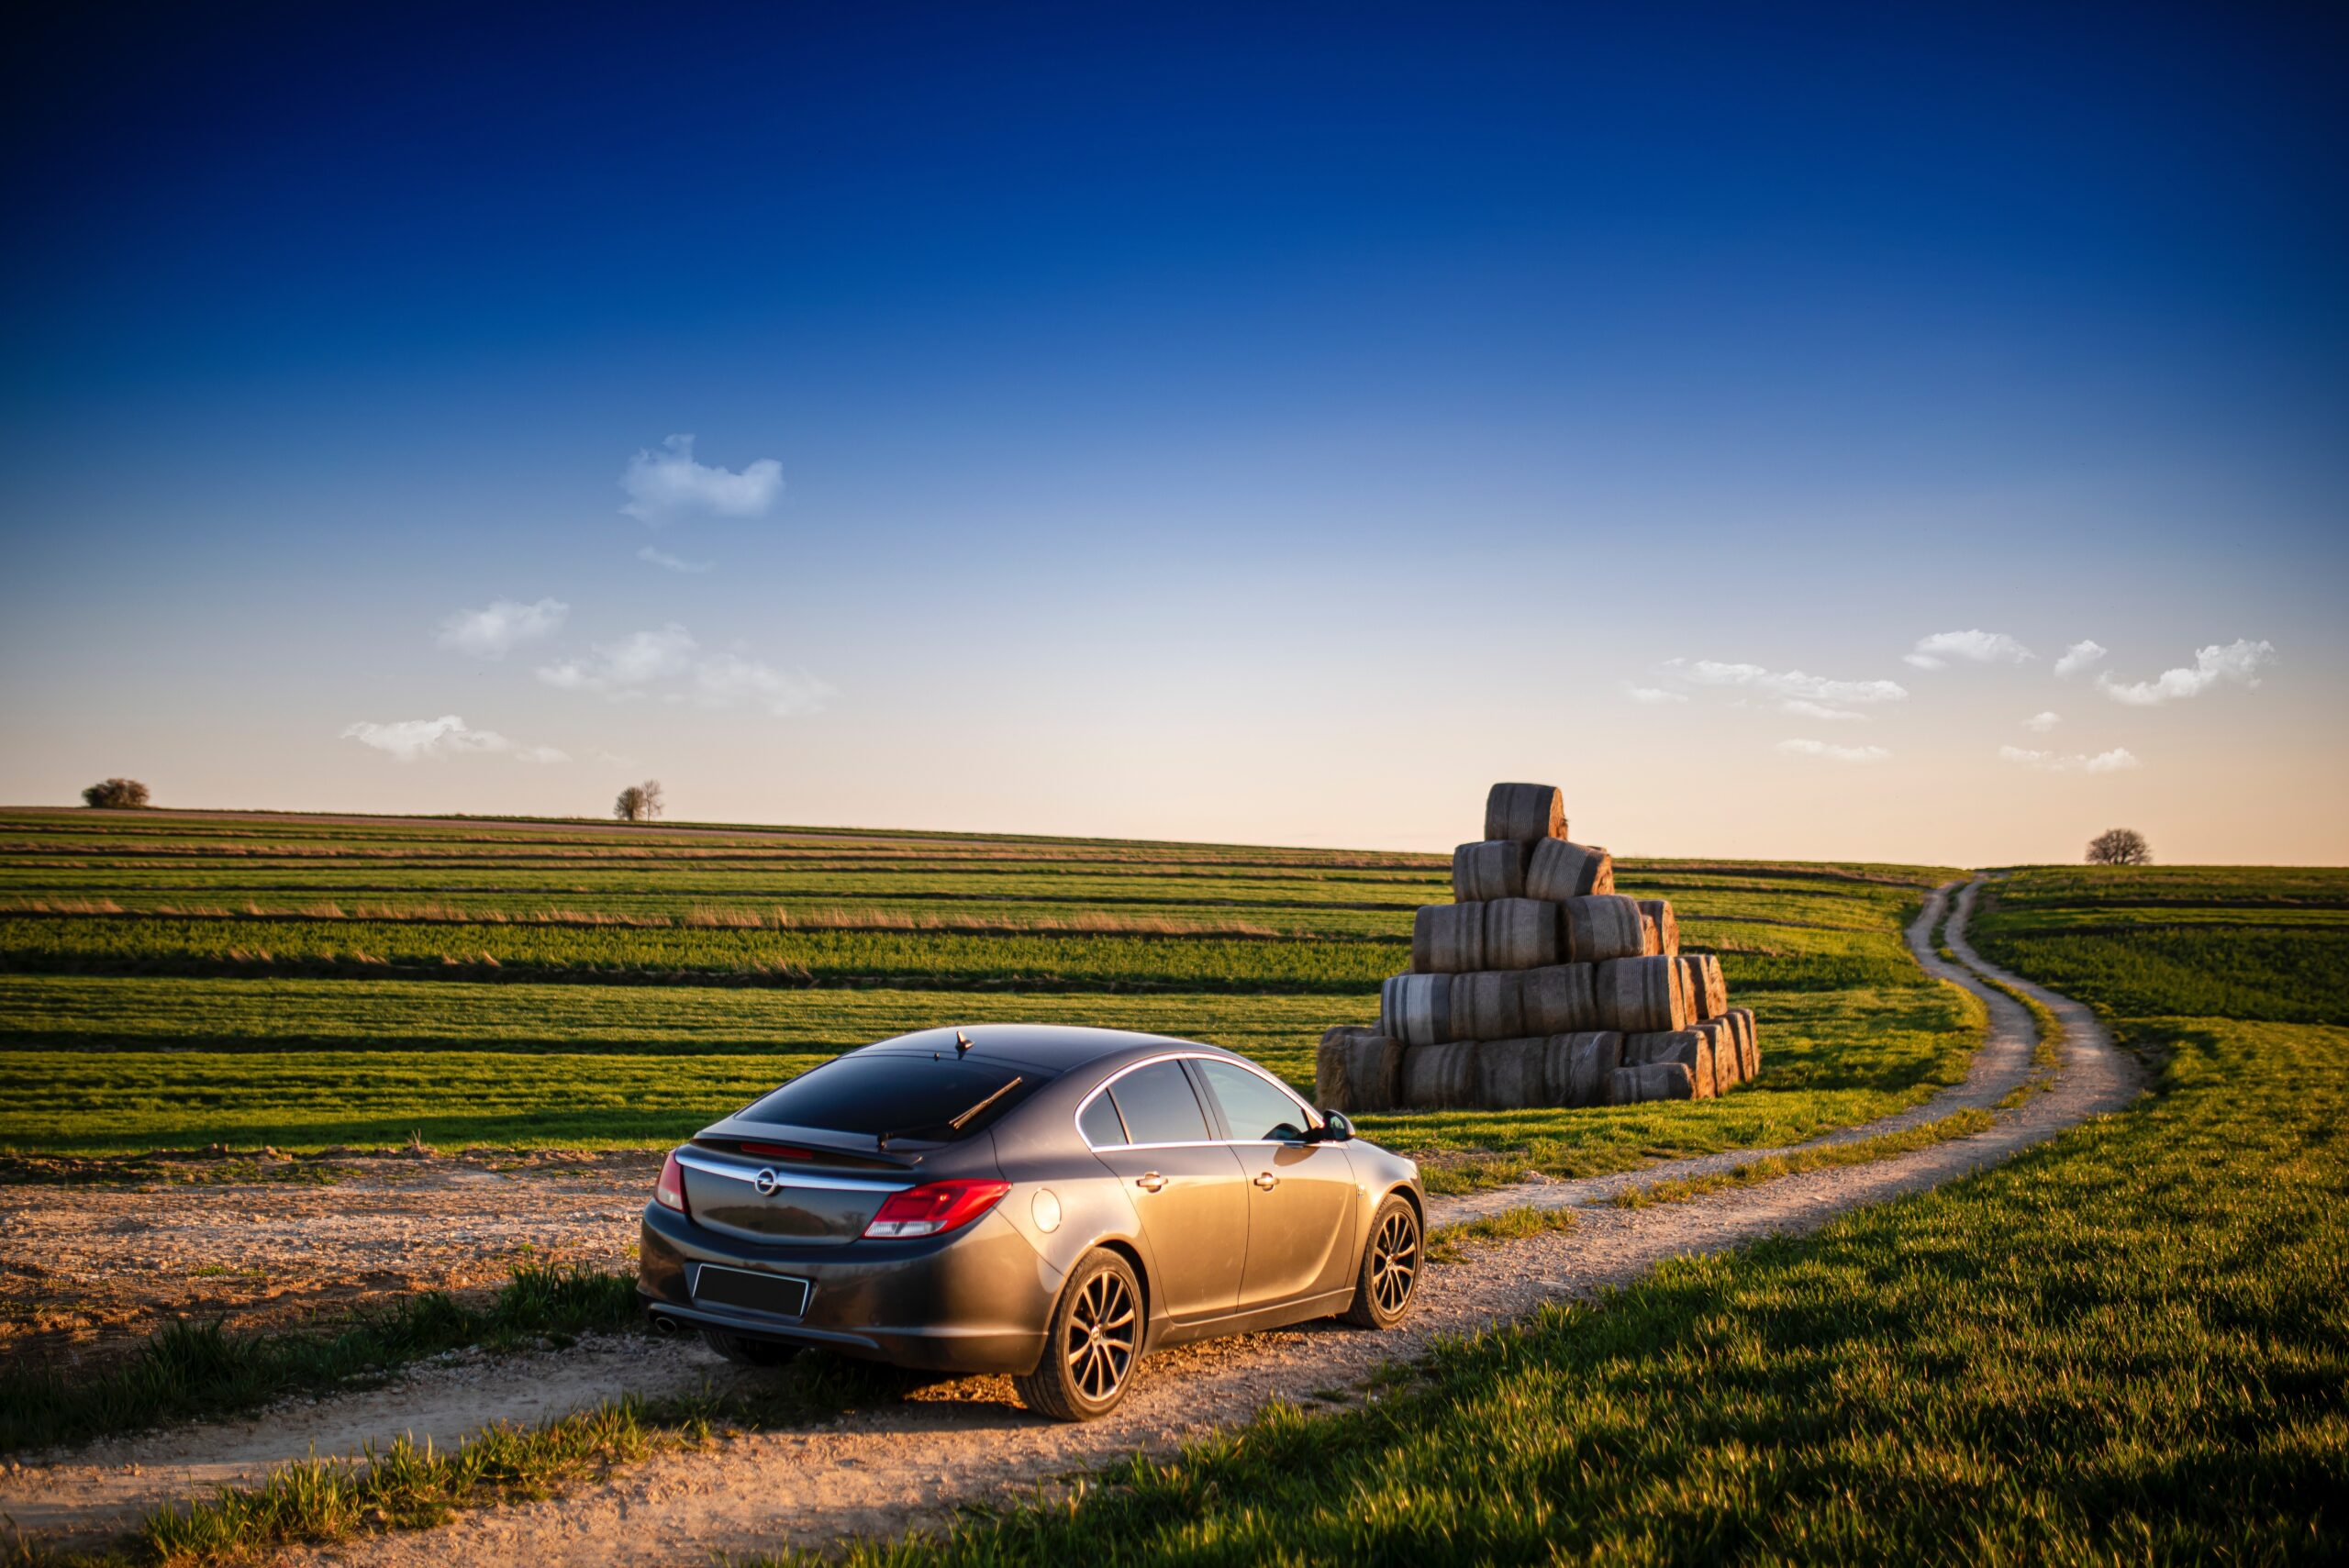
1014,1248 -> 1143,1421
1341,1193 -> 1420,1329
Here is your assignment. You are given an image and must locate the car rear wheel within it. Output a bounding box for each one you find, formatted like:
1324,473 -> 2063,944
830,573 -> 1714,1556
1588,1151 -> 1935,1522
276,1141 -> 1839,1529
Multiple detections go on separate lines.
1014,1248 -> 1142,1421
700,1328 -> 801,1368
1341,1193 -> 1420,1329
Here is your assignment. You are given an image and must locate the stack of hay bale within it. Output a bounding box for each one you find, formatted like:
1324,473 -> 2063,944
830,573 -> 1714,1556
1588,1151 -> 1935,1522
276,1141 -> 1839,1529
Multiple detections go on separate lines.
1317,782 -> 1760,1114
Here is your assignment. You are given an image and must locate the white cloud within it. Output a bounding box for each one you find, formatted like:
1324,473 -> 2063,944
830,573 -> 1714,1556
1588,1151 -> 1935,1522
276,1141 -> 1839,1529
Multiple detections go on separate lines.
1776,739 -> 1891,763
638,546 -> 714,574
2097,639 -> 2277,706
1999,745 -> 2142,773
1624,684 -> 1689,705
340,715 -> 568,764
2024,711 -> 2062,733
1778,699 -> 1867,722
2054,639 -> 2108,678
1901,629 -> 2033,670
435,597 -> 568,658
688,651 -> 837,717
1664,659 -> 1909,706
538,623 -> 833,717
619,435 -> 783,527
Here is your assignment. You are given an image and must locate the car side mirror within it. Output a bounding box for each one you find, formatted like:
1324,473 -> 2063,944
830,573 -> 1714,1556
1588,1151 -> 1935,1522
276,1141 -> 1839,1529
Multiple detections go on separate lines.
1312,1110 -> 1355,1143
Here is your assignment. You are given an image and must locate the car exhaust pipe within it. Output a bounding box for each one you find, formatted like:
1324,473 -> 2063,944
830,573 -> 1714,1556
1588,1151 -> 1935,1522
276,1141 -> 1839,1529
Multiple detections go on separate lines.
651,1312 -> 682,1335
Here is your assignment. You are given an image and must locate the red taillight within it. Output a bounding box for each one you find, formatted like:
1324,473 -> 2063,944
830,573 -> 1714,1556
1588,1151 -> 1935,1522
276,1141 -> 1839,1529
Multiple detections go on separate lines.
655,1149 -> 690,1216
862,1179 -> 1011,1240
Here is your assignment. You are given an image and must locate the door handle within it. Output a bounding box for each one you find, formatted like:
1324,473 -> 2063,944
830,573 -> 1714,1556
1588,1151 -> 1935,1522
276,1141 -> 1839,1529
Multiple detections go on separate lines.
1253,1173 -> 1278,1190
1135,1173 -> 1166,1193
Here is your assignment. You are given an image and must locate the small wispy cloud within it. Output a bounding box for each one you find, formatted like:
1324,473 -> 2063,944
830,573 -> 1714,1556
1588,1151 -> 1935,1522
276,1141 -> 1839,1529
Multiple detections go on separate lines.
1663,659 -> 1908,706
1779,699 -> 1867,722
1998,744 -> 2141,773
619,435 -> 783,528
638,546 -> 714,574
1623,684 -> 1689,705
435,597 -> 568,658
2024,711 -> 2062,733
340,715 -> 568,764
538,623 -> 833,717
1776,738 -> 1891,763
2054,639 -> 2108,678
1902,629 -> 2033,670
2097,639 -> 2277,706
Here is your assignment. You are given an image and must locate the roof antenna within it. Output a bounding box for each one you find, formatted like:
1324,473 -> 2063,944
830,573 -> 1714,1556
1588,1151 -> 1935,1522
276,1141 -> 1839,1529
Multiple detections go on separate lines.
955,1029 -> 974,1056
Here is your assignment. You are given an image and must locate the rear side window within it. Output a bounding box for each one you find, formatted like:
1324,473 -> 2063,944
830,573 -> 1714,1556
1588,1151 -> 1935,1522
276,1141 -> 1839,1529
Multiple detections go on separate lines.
1077,1095 -> 1128,1150
1197,1060 -> 1310,1142
1107,1062 -> 1211,1145
741,1055 -> 1041,1141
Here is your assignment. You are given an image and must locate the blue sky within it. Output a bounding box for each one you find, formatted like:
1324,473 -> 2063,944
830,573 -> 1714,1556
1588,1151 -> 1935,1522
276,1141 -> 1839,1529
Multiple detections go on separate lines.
3,3 -> 2343,863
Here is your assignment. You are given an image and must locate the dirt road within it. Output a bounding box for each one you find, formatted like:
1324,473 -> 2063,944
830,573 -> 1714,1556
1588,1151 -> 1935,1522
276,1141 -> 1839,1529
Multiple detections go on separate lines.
5,877 -> 2143,1559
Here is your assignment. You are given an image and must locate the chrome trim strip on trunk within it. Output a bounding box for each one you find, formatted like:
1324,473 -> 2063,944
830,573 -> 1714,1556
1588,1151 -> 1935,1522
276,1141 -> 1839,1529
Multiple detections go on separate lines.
675,1150 -> 916,1192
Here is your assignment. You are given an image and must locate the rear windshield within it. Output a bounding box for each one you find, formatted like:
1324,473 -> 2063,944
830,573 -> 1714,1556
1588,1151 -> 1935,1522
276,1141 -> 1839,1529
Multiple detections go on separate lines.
740,1054 -> 1043,1141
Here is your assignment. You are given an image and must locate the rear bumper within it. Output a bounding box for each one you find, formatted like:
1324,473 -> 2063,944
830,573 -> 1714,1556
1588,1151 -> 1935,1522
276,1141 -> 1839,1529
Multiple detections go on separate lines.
638,1203 -> 1060,1375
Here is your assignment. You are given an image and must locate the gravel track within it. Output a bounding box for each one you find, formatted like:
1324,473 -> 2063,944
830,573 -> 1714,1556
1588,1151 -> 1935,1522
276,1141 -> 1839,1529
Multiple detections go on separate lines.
4,877 -> 2144,1558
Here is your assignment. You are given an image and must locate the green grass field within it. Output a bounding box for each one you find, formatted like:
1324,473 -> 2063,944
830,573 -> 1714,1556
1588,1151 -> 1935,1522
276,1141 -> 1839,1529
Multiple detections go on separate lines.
742,864 -> 2343,1566
0,807 -> 1965,1190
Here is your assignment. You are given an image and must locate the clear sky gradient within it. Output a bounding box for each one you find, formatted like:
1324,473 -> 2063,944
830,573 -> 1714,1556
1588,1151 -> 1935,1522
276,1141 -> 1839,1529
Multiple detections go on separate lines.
3,3 -> 2343,864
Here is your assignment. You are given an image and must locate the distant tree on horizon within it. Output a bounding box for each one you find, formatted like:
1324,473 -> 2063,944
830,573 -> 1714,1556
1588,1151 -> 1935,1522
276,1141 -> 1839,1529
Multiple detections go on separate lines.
82,778 -> 150,809
2087,828 -> 2152,866
614,779 -> 665,823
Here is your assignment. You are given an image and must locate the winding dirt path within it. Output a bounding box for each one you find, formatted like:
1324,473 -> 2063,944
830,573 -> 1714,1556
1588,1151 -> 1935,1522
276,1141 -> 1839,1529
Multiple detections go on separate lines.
5,878 -> 2144,1559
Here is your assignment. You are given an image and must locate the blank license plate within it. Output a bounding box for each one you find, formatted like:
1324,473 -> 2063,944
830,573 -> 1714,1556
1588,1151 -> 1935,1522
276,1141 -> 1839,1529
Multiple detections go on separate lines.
693,1265 -> 812,1318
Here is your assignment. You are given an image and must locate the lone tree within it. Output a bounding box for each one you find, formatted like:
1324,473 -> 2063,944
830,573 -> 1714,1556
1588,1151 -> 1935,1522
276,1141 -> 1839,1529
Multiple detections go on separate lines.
82,778 -> 150,809
2087,828 -> 2151,866
614,779 -> 665,823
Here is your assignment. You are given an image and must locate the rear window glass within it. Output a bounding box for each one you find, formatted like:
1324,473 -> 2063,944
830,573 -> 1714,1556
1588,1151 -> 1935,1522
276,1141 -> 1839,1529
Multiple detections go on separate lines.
1078,1095 -> 1128,1149
741,1055 -> 1041,1140
1108,1062 -> 1210,1144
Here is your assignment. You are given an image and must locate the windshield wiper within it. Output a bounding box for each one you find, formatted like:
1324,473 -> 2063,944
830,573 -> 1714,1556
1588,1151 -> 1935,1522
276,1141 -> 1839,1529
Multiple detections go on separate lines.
875,1073 -> 1025,1151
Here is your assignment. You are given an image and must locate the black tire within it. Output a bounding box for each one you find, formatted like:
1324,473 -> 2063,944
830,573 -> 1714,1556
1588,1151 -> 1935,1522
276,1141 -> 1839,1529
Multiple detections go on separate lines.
1013,1248 -> 1144,1421
700,1328 -> 801,1368
1341,1193 -> 1421,1329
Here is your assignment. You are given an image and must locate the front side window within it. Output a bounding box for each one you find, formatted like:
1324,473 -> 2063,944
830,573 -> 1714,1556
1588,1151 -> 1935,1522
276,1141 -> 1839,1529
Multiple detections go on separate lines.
1197,1060 -> 1310,1143
1106,1061 -> 1211,1145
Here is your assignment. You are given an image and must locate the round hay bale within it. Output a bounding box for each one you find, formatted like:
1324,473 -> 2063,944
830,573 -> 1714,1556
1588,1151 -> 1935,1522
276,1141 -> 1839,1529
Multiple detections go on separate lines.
1555,1030 -> 1622,1106
1615,1062 -> 1696,1102
1482,897 -> 1562,970
1317,1027 -> 1406,1113
1448,969 -> 1526,1040
1484,782 -> 1565,844
1560,895 -> 1647,962
1595,955 -> 1692,1032
1677,953 -> 1728,1019
1625,1029 -> 1715,1099
1525,840 -> 1613,901
1690,1017 -> 1738,1093
1452,840 -> 1531,902
1412,903 -> 1486,973
1520,962 -> 1600,1033
1726,1006 -> 1760,1080
1637,898 -> 1679,956
1379,973 -> 1456,1047
1399,1040 -> 1482,1109
1475,1037 -> 1553,1109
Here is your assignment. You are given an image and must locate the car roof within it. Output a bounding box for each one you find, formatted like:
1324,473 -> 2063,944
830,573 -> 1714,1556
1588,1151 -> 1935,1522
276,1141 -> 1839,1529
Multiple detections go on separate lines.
853,1024 -> 1230,1073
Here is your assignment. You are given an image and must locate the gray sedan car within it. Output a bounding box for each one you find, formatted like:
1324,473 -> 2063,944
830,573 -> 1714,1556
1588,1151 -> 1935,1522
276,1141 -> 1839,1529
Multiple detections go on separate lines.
638,1024 -> 1424,1419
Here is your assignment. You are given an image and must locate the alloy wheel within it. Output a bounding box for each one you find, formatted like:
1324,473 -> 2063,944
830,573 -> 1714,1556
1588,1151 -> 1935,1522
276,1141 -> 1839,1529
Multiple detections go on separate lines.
1065,1267 -> 1137,1403
1370,1207 -> 1418,1315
